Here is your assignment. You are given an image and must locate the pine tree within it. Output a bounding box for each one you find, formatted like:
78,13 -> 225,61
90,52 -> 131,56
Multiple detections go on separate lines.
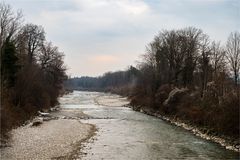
1,38 -> 19,88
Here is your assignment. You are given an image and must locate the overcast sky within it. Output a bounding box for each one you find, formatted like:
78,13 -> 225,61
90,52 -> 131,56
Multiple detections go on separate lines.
6,0 -> 240,76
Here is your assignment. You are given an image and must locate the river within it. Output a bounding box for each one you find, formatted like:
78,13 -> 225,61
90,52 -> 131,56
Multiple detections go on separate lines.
60,91 -> 239,160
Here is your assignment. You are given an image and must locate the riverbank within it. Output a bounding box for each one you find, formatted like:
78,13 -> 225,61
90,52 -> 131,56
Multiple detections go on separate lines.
130,105 -> 240,153
92,88 -> 239,153
94,93 -> 129,107
69,91 -> 239,159
0,107 -> 96,159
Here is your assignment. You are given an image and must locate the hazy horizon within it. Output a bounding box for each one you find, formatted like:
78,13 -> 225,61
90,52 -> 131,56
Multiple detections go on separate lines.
6,0 -> 240,77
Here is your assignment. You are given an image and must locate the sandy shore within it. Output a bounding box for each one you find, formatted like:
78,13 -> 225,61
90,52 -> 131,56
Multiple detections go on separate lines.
0,93 -> 128,160
94,94 -> 129,107
0,109 -> 96,160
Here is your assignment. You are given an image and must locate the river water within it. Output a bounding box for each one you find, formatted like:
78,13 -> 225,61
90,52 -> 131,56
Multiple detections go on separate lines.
60,91 -> 239,160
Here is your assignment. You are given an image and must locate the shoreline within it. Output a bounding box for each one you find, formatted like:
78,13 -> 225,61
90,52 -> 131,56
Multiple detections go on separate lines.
65,90 -> 240,153
130,105 -> 239,153
0,107 -> 97,159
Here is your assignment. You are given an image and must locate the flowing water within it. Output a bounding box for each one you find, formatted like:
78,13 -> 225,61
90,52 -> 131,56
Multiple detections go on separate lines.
60,91 -> 239,160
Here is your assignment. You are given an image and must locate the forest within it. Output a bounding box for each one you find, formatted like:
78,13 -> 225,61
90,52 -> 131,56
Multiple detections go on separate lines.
67,27 -> 239,142
0,3 -> 67,136
65,66 -> 139,93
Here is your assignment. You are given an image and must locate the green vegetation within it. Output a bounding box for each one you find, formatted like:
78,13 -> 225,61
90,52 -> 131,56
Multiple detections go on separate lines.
0,3 -> 67,136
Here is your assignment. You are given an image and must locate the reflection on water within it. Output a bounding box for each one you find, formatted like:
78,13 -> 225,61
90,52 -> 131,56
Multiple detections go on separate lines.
60,91 -> 239,160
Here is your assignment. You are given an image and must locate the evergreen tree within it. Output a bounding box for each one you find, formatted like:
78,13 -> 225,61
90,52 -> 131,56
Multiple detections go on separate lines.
1,39 -> 19,88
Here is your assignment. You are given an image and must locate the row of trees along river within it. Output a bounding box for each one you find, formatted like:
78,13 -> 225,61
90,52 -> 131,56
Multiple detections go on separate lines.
66,28 -> 240,147
0,2 -> 239,151
0,3 -> 67,137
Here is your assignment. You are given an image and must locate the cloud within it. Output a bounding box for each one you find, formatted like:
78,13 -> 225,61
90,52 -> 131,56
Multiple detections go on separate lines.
36,0 -> 150,31
6,0 -> 239,76
115,0 -> 149,15
73,0 -> 149,15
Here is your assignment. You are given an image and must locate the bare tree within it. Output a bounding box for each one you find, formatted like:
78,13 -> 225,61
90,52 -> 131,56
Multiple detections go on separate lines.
0,2 -> 22,48
161,30 -> 178,83
21,23 -> 45,63
38,42 -> 66,86
209,41 -> 226,96
139,43 -> 158,95
154,30 -> 185,85
143,27 -> 203,87
180,27 -> 202,87
210,41 -> 225,77
226,31 -> 240,86
38,42 -> 58,70
198,34 -> 211,96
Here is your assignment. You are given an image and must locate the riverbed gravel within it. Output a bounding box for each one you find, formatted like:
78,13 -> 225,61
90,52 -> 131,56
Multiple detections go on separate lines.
94,94 -> 129,107
0,115 -> 95,159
